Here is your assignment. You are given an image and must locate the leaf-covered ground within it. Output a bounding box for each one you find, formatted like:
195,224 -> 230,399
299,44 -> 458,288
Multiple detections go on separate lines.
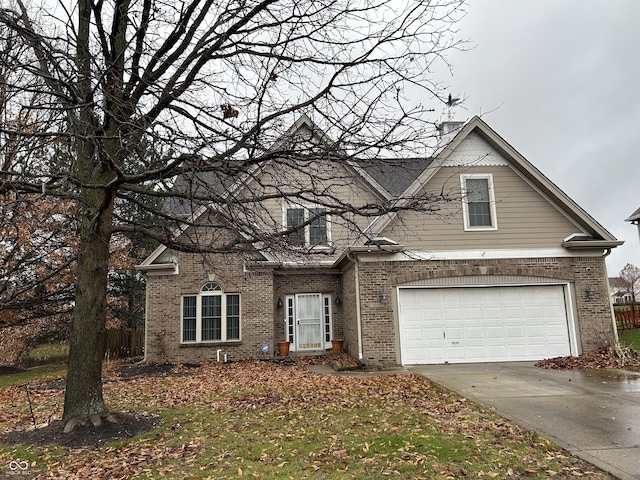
537,345 -> 640,371
0,359 -> 615,479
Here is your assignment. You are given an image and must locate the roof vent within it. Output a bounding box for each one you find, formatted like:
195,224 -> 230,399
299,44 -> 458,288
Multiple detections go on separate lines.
365,237 -> 398,246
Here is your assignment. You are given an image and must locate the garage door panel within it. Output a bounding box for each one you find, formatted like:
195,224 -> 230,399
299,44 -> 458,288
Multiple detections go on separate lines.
483,306 -> 503,319
444,308 -> 463,321
446,327 -> 464,339
487,344 -> 507,356
504,306 -> 524,319
403,327 -> 423,340
447,345 -> 467,361
485,326 -> 505,339
399,285 -> 571,365
466,326 -> 486,339
524,306 -> 544,318
505,325 -> 525,338
526,325 -> 546,336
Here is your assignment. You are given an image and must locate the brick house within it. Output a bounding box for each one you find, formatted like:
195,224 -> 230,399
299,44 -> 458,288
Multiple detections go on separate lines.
137,116 -> 622,366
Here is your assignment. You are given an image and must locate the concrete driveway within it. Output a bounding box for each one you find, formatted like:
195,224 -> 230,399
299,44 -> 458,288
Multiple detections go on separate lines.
409,362 -> 640,480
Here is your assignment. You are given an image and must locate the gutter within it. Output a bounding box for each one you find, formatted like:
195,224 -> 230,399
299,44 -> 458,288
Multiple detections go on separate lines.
346,253 -> 365,364
135,263 -> 177,272
561,240 -> 624,249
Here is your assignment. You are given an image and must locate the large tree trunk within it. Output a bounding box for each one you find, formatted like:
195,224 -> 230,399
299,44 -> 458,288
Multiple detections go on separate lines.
62,185 -> 115,430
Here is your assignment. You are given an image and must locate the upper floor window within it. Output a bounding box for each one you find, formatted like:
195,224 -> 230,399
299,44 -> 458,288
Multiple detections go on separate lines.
182,282 -> 240,343
461,174 -> 497,231
285,205 -> 330,247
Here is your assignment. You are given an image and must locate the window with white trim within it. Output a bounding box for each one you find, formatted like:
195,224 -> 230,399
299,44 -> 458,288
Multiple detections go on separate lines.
284,205 -> 330,247
461,174 -> 498,230
181,282 -> 240,343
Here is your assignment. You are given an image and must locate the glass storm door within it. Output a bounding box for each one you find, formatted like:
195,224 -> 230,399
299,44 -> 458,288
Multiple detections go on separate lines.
295,293 -> 323,350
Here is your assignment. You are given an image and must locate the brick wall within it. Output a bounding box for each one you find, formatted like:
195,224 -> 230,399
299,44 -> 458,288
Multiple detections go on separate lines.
145,250 -> 275,363
341,262 -> 359,359
273,271 -> 343,343
145,256 -> 346,363
146,250 -> 614,366
355,256 -> 615,366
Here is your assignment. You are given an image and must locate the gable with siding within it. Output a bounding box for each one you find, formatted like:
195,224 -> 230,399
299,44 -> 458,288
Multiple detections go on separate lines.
380,132 -> 582,250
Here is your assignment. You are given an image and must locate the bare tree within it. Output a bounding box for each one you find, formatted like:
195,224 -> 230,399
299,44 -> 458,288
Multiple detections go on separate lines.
0,0 -> 466,430
618,263 -> 640,305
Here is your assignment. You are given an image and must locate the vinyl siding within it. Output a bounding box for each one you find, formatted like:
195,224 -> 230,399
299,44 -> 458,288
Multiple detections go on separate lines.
251,160 -> 384,259
381,165 -> 581,250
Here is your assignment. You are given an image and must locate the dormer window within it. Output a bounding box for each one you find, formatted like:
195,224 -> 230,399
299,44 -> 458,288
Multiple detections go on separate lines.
284,205 -> 330,247
461,174 -> 497,230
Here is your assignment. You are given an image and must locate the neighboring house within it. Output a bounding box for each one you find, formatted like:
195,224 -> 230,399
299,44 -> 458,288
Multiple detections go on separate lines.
137,116 -> 623,366
626,207 -> 640,245
609,277 -> 634,305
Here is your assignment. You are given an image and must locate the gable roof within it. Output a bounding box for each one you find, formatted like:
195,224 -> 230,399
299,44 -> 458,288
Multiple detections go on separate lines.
355,157 -> 434,197
140,115 -> 622,271
366,116 -> 622,249
626,207 -> 640,224
163,115 -> 400,217
139,115 -> 407,268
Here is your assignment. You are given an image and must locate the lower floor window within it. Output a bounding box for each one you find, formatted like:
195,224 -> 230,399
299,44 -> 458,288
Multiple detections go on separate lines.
182,282 -> 241,343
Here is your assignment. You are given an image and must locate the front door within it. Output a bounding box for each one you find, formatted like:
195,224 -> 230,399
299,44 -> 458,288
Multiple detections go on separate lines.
285,293 -> 332,351
295,293 -> 323,350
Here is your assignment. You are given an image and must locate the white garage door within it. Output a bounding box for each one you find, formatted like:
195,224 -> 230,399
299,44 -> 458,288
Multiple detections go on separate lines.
398,285 -> 571,365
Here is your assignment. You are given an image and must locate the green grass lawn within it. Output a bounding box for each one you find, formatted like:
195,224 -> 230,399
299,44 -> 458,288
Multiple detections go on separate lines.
618,328 -> 640,351
23,343 -> 69,368
0,360 -> 613,479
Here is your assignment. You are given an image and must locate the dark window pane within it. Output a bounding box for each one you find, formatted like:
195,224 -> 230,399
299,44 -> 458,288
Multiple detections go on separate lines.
202,296 -> 222,341
286,208 -> 305,245
309,208 -> 327,245
201,282 -> 222,292
466,178 -> 489,202
466,178 -> 492,227
468,202 -> 492,227
226,294 -> 240,340
183,296 -> 197,342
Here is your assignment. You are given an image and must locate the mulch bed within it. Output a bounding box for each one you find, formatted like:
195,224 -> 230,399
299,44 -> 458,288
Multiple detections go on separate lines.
2,411 -> 160,448
0,365 -> 25,376
297,353 -> 363,370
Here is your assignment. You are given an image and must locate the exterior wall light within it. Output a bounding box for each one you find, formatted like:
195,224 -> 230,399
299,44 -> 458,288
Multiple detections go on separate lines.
380,292 -> 388,303
277,297 -> 283,308
585,286 -> 594,298
334,295 -> 341,306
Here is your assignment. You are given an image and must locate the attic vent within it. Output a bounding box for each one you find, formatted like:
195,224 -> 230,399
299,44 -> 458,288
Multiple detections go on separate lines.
365,237 -> 398,246
438,121 -> 464,137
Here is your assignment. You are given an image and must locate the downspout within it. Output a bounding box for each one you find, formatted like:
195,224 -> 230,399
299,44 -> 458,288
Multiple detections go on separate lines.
602,248 -> 619,343
347,253 -> 364,364
143,279 -> 149,363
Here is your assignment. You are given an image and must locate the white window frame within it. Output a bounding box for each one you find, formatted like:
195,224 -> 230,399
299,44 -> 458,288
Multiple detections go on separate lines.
181,282 -> 241,344
322,294 -> 333,349
282,204 -> 332,248
461,173 -> 498,231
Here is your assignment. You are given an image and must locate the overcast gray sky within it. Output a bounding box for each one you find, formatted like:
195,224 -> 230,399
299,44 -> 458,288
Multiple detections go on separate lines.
438,1 -> 640,277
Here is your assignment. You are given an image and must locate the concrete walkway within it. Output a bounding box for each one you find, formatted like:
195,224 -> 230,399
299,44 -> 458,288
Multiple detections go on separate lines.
409,362 -> 640,480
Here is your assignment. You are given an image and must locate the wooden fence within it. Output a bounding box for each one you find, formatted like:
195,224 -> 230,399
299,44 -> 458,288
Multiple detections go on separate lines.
105,329 -> 144,358
615,306 -> 640,330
